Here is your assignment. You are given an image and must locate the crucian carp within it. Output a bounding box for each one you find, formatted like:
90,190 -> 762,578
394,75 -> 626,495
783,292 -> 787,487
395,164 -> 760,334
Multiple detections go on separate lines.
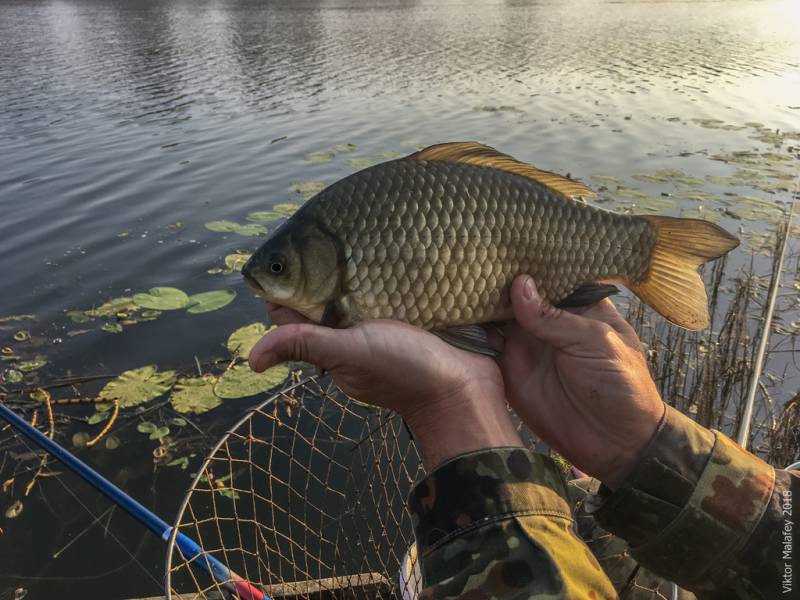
243,142 -> 739,355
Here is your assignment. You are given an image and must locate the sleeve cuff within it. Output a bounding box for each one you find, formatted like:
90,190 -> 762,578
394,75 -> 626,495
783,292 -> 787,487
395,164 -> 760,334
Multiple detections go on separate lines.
594,405 -> 775,586
407,447 -> 573,555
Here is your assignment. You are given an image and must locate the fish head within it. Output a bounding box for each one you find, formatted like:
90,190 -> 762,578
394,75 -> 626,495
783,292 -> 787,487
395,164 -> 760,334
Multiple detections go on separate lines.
242,218 -> 342,322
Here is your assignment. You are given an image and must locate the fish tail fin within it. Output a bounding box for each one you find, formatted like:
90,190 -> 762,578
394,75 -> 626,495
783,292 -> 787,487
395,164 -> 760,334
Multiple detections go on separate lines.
628,216 -> 739,330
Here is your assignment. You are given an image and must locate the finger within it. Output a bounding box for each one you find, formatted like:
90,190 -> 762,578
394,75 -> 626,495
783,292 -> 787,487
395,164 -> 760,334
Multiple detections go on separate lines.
578,298 -> 642,349
510,276 -> 607,349
249,323 -> 348,372
266,302 -> 312,326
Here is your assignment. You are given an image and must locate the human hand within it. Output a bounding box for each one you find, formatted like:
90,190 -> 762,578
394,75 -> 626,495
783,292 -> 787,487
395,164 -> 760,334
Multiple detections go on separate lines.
249,303 -> 522,469
498,277 -> 666,489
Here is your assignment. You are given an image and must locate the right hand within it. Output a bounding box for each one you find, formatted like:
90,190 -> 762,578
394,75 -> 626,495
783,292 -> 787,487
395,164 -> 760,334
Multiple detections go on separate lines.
497,276 -> 666,489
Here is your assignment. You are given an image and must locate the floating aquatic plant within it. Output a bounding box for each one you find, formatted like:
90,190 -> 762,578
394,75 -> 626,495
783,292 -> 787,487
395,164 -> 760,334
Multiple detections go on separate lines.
99,365 -> 176,408
186,290 -> 236,314
214,363 -> 289,399
205,220 -> 267,236
289,182 -> 326,199
170,375 -> 222,414
133,287 -> 190,311
226,322 -> 270,360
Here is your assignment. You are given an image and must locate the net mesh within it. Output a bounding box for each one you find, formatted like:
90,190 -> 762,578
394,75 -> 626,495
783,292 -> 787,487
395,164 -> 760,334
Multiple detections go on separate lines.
164,374 -> 673,600
166,375 -> 433,600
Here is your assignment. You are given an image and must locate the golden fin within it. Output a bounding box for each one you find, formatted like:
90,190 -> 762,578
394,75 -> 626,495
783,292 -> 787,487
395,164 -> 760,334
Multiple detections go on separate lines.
629,216 -> 739,330
409,142 -> 596,199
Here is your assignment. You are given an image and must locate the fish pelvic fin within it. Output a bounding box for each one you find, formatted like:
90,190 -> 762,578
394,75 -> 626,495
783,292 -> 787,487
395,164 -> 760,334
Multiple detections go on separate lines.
629,216 -> 739,330
432,324 -> 500,357
409,142 -> 596,199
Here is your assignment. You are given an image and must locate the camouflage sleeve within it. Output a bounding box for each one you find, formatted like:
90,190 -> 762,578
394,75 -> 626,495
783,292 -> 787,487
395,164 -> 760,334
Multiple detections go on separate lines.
407,447 -> 617,599
593,404 -> 799,599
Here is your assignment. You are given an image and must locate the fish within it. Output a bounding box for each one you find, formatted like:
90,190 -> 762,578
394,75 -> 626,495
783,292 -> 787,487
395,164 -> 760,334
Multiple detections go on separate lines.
242,142 -> 739,356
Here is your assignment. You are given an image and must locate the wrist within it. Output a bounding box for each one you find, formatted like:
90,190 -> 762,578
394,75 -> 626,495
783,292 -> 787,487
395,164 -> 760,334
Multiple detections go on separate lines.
598,401 -> 666,489
404,381 -> 523,470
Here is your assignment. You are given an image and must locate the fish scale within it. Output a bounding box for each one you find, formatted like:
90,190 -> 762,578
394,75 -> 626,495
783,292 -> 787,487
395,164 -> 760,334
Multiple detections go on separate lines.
300,159 -> 651,330
243,142 -> 738,350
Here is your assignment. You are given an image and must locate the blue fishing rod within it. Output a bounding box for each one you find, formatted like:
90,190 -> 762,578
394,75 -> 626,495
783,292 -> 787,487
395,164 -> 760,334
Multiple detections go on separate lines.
0,403 -> 269,600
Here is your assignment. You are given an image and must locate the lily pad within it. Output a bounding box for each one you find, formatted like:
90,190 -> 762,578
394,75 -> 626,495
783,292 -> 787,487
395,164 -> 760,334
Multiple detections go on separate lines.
99,365 -> 176,408
72,432 -> 90,447
13,331 -> 30,342
227,322 -> 270,360
186,290 -> 236,314
18,360 -> 46,372
205,221 -> 267,236
67,311 -> 93,323
88,412 -> 108,425
170,375 -> 222,414
86,297 -> 138,318
289,182 -> 326,199
214,363 -> 290,399
590,175 -> 625,186
6,369 -> 23,383
224,253 -> 251,273
105,436 -> 120,450
272,203 -> 301,217
133,287 -> 190,311
246,211 -> 281,222
101,322 -> 123,333
137,420 -> 170,440
344,158 -> 373,169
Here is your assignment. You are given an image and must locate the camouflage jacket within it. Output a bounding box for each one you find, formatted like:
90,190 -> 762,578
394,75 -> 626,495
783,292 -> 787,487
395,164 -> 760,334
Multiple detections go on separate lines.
408,406 -> 799,599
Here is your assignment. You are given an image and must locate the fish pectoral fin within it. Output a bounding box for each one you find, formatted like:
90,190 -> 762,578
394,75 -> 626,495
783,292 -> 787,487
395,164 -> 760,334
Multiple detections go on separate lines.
409,142 -> 595,199
432,324 -> 500,357
556,283 -> 620,308
320,300 -> 345,328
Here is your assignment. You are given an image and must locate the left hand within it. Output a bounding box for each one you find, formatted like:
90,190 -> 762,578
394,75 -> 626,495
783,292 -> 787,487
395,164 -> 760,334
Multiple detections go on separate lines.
249,303 -> 522,468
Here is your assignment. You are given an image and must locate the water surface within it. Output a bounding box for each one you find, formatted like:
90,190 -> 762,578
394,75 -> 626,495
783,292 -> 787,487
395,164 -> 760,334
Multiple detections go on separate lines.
1,1 -> 799,598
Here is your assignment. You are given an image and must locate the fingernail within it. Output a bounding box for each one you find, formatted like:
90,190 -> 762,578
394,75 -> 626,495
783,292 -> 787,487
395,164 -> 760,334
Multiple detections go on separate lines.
523,277 -> 537,301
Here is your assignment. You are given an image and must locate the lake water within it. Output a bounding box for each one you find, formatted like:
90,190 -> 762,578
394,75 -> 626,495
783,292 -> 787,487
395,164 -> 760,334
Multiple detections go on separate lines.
1,0 -> 799,598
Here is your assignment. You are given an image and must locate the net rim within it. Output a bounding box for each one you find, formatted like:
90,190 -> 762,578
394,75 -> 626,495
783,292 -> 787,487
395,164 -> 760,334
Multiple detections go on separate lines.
163,374 -> 317,600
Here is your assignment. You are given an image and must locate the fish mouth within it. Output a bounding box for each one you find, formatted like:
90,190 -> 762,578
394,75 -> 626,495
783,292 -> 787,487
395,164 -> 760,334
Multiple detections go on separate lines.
242,269 -> 268,298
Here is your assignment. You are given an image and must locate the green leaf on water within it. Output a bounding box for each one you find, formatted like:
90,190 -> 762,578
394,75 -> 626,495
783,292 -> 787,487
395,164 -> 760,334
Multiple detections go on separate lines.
186,290 -> 236,314
289,182 -> 326,199
105,435 -> 120,450
6,369 -> 23,383
101,322 -> 123,333
0,314 -> 34,323
99,365 -> 177,408
170,375 -> 221,414
18,360 -> 46,372
140,310 -> 161,321
133,287 -> 190,311
29,389 -> 48,402
13,331 -> 30,342
205,221 -> 267,236
590,175 -> 624,186
137,421 -> 157,434
214,363 -> 290,399
88,412 -> 108,425
224,253 -> 251,273
272,203 -> 300,217
344,158 -> 373,169
171,417 -> 188,426
150,426 -> 170,441
614,187 -> 650,200
72,432 -> 90,447
86,297 -> 138,318
245,211 -> 281,223
167,456 -> 190,470
67,310 -> 93,323
226,323 -> 270,360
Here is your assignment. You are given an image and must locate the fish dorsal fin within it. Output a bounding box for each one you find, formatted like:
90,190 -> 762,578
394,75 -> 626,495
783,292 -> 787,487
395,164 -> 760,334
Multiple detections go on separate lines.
409,142 -> 596,199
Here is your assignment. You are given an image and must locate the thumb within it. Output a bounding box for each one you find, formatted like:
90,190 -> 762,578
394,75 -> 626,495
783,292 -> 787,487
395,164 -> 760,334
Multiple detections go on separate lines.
510,276 -> 601,349
248,323 -> 348,372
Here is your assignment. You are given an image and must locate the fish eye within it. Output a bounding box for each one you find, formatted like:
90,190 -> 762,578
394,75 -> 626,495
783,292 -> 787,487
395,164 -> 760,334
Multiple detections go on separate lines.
268,254 -> 286,275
